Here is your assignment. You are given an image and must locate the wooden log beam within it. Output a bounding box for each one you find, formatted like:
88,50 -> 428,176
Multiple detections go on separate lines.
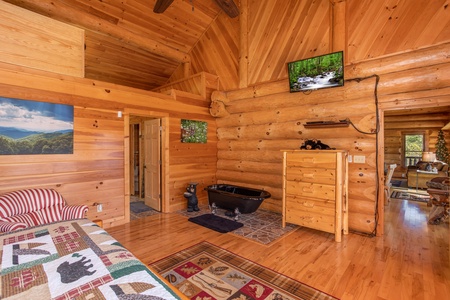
209,100 -> 230,117
347,42 -> 450,79
385,113 -> 450,123
217,98 -> 376,128
216,170 -> 282,189
239,0 -> 248,88
217,138 -> 376,152
218,150 -> 283,163
331,0 -> 346,52
0,63 -> 207,116
217,159 -> 281,174
383,121 -> 448,129
209,90 -> 230,117
5,0 -> 190,64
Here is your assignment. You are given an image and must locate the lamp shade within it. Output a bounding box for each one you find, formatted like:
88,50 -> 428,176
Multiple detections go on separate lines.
422,152 -> 436,162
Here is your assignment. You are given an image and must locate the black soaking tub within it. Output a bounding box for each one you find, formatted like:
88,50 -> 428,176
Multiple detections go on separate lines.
204,184 -> 271,214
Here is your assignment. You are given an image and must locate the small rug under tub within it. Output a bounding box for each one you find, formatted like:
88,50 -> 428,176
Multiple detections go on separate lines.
188,214 -> 243,233
178,205 -> 298,245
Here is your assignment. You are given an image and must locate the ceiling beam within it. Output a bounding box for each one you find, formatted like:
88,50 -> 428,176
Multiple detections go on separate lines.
4,0 -> 190,64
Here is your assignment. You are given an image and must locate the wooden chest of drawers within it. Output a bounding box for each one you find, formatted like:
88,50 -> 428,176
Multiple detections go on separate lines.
282,150 -> 348,242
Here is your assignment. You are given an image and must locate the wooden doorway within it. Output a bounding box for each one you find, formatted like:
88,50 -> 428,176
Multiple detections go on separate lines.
379,104 -> 450,235
129,117 -> 161,211
124,109 -> 169,222
143,119 -> 161,211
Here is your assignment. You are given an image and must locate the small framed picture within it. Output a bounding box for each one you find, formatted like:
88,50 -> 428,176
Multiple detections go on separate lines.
181,119 -> 207,143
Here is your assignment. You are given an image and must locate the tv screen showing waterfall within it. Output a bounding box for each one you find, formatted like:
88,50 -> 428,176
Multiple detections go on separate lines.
287,51 -> 344,92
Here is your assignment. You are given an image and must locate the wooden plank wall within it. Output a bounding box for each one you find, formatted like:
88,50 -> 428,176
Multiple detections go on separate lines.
0,63 -> 217,228
0,1 -> 84,78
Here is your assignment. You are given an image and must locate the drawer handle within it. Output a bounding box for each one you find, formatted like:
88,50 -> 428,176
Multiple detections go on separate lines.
302,186 -> 313,193
302,201 -> 315,208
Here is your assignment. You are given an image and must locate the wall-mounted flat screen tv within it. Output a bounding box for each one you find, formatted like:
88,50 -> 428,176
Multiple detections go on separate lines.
287,51 -> 344,92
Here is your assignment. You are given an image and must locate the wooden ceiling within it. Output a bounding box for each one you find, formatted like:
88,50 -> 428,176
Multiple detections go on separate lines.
384,106 -> 450,117
384,106 -> 450,130
3,0 -> 225,91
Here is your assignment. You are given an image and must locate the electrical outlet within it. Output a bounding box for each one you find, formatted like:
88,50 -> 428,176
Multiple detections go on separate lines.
97,204 -> 103,212
348,155 -> 352,163
354,155 -> 366,163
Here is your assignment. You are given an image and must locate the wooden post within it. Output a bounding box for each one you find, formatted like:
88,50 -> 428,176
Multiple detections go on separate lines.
330,0 -> 346,53
239,0 -> 248,88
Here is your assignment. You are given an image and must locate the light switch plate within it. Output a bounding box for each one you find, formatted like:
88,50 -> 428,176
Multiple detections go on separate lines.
354,155 -> 366,163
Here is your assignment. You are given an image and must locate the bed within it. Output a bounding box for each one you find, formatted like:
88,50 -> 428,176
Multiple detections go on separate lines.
0,218 -> 185,299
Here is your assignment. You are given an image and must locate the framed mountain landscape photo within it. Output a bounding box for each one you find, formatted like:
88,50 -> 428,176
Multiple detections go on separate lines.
0,97 -> 74,155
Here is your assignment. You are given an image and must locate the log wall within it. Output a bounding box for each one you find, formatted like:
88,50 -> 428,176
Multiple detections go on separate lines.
181,0 -> 450,235
0,63 -> 217,228
215,44 -> 450,234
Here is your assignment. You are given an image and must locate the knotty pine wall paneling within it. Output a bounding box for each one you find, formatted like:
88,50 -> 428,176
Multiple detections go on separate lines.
0,63 -> 217,228
0,1 -> 84,78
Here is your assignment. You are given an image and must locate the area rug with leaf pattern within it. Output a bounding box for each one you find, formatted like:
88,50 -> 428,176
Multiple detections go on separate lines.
149,242 -> 338,300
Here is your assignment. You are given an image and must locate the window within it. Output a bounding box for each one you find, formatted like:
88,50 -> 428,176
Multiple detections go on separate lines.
404,134 -> 424,166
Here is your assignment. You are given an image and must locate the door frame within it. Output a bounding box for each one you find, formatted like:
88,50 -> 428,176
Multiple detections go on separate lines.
123,108 -> 169,222
378,101 -> 450,236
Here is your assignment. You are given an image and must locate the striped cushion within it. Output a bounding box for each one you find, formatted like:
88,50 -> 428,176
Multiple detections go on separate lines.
1,211 -> 44,227
39,204 -> 64,224
0,221 -> 27,232
0,189 -> 64,219
61,205 -> 88,220
0,189 -> 88,232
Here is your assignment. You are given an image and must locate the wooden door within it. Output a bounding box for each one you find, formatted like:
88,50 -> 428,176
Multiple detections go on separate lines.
144,119 -> 161,211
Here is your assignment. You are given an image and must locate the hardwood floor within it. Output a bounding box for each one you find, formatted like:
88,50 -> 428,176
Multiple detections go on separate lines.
107,199 -> 450,300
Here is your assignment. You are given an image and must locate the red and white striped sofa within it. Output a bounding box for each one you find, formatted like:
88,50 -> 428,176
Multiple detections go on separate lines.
0,188 -> 88,232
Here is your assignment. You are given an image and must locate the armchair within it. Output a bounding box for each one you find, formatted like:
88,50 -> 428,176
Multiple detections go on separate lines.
0,188 -> 88,232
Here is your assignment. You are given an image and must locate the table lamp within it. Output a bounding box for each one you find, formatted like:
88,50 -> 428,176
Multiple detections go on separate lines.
422,152 -> 436,171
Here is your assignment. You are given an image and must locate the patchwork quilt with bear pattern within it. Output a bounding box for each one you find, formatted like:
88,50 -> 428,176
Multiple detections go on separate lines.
0,219 -> 182,299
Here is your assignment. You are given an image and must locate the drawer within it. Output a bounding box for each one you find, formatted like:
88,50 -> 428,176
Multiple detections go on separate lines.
285,195 -> 336,213
286,167 -> 336,185
285,181 -> 336,201
286,152 -> 337,168
284,204 -> 335,233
